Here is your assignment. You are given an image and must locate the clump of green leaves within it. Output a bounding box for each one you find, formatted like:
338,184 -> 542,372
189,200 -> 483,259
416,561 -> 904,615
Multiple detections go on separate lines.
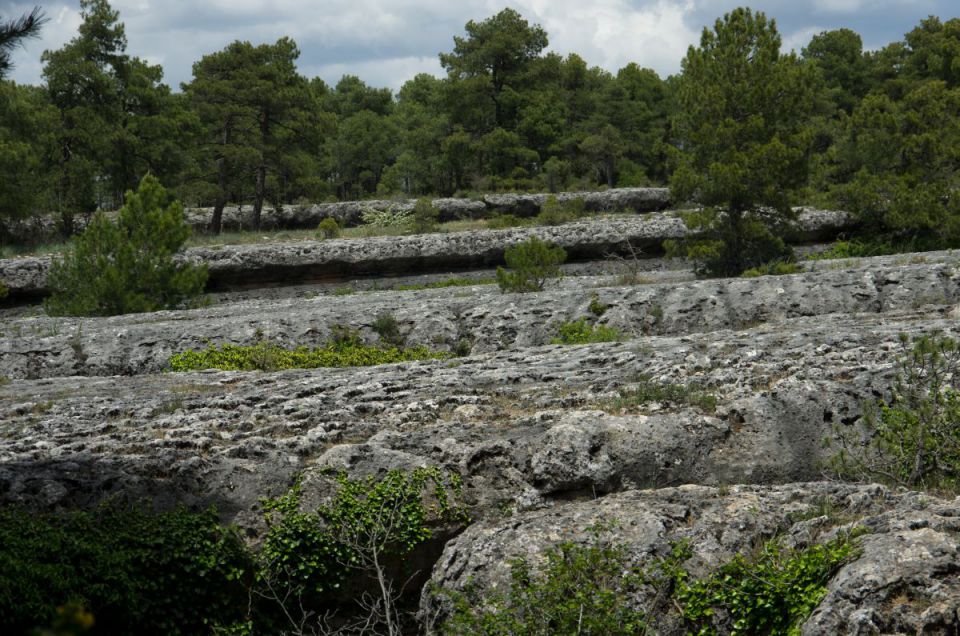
535,195 -> 586,226
259,468 -> 468,632
805,238 -> 903,261
0,504 -> 251,635
496,236 -> 566,293
487,214 -> 526,229
372,312 -> 405,347
361,204 -> 413,228
316,217 -> 340,239
603,378 -> 717,414
44,175 -> 208,316
411,198 -> 440,233
550,318 -> 623,344
169,336 -> 450,372
662,535 -> 859,636
442,531 -> 647,635
828,334 -> 960,491
588,294 -> 609,316
395,277 -> 496,291
741,260 -> 803,278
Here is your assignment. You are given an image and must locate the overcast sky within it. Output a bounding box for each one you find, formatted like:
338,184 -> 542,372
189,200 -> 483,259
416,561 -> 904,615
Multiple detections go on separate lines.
4,0 -> 957,92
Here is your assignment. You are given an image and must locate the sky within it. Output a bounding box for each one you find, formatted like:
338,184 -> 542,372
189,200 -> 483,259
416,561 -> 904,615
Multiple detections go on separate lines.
3,0 -> 957,92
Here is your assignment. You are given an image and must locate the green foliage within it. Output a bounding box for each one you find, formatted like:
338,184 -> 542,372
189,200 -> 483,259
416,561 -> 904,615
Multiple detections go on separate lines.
663,535 -> 859,636
828,334 -> 960,491
443,530 -> 647,635
669,8 -> 817,276
372,312 -> 405,347
395,277 -> 496,291
535,195 -> 587,226
487,214 -> 527,229
411,198 -> 440,233
0,503 -> 251,635
496,236 -> 566,293
44,176 -> 207,316
169,337 -> 450,372
0,280 -> 6,299
550,318 -> 623,344
741,260 -> 803,277
604,378 -> 717,414
806,238 -> 900,260
259,468 -> 468,612
315,217 -> 340,239
361,204 -> 413,228
588,294 -> 609,316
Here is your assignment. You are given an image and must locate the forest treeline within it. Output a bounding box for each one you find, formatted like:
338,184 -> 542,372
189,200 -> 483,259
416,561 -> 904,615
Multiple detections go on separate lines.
0,0 -> 958,238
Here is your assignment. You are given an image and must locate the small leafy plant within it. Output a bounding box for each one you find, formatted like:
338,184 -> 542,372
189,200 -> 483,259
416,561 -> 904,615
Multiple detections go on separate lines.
316,217 -> 341,239
496,236 -> 566,293
741,260 -> 802,278
602,378 -> 717,414
411,198 -> 440,233
550,318 -> 623,344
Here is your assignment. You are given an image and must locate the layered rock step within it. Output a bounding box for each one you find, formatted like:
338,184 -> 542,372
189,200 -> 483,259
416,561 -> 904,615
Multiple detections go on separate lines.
0,208 -> 854,300
2,254 -> 956,379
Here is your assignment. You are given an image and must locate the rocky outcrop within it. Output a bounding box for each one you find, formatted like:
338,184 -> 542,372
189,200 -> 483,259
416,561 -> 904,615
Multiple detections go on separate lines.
1,254 -> 955,379
423,483 -> 960,634
0,208 -> 855,301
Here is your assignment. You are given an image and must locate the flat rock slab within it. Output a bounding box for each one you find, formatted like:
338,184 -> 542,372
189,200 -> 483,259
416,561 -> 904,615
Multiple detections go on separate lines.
0,309 -> 953,527
0,209 -> 854,300
1,256 -> 956,379
424,482 -> 960,635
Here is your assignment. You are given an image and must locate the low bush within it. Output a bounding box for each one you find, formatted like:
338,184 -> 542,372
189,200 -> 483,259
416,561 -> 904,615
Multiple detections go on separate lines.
44,176 -> 208,317
535,195 -> 587,226
395,277 -> 496,291
487,214 -> 526,229
741,260 -> 803,277
496,236 -> 566,293
361,204 -> 413,229
603,378 -> 717,414
316,217 -> 340,239
0,504 -> 251,635
372,312 -> 405,348
411,198 -> 440,233
827,333 -> 960,491
550,318 -> 623,344
442,529 -> 647,635
169,337 -> 450,372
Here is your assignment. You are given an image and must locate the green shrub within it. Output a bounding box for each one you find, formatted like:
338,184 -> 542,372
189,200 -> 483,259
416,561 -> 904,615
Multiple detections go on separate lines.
395,277 -> 496,291
588,294 -> 609,316
550,318 -> 623,344
259,468 -> 468,633
806,238 -> 901,261
411,198 -> 440,233
603,379 -> 717,414
741,260 -> 803,277
535,195 -> 587,226
361,204 -> 413,228
442,530 -> 647,635
169,338 -> 450,372
372,312 -> 405,347
0,280 -> 7,300
496,236 -> 566,293
0,504 -> 251,635
487,214 -> 526,229
662,534 -> 859,636
828,334 -> 960,491
316,217 -> 340,239
44,176 -> 207,317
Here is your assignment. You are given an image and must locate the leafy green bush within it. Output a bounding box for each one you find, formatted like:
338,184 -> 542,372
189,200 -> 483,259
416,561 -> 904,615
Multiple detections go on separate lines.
496,236 -> 566,293
0,280 -> 7,300
411,198 -> 440,233
44,176 -> 207,317
741,260 -> 803,277
535,195 -> 587,226
259,468 -> 468,633
550,318 -> 623,344
828,334 -> 960,491
662,534 -> 859,636
361,204 -> 413,228
487,214 -> 527,229
0,504 -> 251,635
372,312 -> 405,347
316,217 -> 340,239
805,238 -> 901,261
588,294 -> 609,316
169,338 -> 450,372
604,379 -> 718,414
443,531 -> 647,635
395,277 -> 496,291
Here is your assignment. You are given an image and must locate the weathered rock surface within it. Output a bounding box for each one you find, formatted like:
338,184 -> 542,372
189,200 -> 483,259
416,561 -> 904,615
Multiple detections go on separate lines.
0,208 -> 854,300
423,482 -> 960,634
1,255 -> 956,379
0,309 -> 954,526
